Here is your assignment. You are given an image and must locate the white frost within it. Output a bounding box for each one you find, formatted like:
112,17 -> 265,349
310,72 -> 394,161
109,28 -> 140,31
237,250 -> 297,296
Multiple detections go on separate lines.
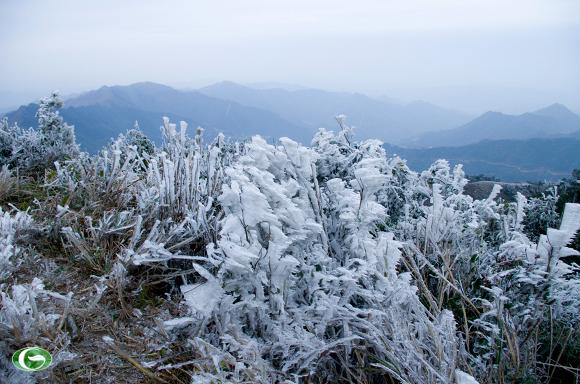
181,280 -> 223,317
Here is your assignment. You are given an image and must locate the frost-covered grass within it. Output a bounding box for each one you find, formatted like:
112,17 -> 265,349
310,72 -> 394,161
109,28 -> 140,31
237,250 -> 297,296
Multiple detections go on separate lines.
0,97 -> 579,383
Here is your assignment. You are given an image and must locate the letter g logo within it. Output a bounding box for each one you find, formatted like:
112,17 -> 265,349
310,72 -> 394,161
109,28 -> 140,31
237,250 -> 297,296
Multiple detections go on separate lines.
12,347 -> 52,371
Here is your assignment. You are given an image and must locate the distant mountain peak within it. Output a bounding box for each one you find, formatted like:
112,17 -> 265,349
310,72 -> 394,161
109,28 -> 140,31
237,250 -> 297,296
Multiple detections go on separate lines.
213,80 -> 242,87
93,81 -> 171,91
123,81 -> 176,91
412,103 -> 580,148
245,81 -> 307,91
539,102 -> 567,110
534,102 -> 576,117
200,81 -> 250,92
478,110 -> 506,119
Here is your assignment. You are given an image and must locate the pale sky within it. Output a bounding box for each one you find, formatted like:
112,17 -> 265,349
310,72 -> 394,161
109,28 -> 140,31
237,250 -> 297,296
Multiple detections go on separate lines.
1,0 -> 579,113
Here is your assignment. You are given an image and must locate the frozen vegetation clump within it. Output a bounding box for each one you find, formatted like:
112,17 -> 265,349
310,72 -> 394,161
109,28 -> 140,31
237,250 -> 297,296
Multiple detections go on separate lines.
0,98 -> 579,383
0,208 -> 33,279
0,93 -> 78,173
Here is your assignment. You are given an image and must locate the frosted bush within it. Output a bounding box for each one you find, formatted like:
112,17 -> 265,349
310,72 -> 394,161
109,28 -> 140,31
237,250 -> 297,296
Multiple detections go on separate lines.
522,188 -> 560,242
36,92 -> 79,164
0,208 -> 33,280
0,92 -> 79,172
162,133 -> 469,383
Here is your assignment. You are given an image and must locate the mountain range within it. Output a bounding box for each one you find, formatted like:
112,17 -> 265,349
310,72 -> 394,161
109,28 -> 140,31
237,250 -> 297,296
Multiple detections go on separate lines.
385,137 -> 580,182
4,81 -> 473,150
5,82 -> 307,151
199,81 -> 472,142
3,81 -> 580,181
411,103 -> 580,147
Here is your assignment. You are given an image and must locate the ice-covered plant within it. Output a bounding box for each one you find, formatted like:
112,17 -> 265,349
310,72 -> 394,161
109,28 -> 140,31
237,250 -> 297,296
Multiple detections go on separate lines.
167,129 -> 471,383
36,92 -> 79,164
0,208 -> 33,280
522,188 -> 560,242
0,93 -> 79,173
0,278 -> 74,383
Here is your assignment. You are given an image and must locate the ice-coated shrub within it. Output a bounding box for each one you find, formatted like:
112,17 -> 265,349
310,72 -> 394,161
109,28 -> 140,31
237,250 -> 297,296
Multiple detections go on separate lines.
36,92 -> 79,163
120,124 -> 155,157
0,92 -> 79,173
522,188 -> 560,242
162,133 -> 469,383
0,208 -> 33,280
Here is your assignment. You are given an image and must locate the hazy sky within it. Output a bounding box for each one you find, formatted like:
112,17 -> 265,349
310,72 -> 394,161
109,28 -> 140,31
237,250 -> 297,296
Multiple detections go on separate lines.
1,0 -> 579,114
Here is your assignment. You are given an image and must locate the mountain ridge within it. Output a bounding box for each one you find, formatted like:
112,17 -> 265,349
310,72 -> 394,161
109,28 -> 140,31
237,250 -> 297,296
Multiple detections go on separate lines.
3,82 -> 579,181
199,81 -> 472,143
385,137 -> 580,181
4,82 -> 309,151
411,103 -> 580,147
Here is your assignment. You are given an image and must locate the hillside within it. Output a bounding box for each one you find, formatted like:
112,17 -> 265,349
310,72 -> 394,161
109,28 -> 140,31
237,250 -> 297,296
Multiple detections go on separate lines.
412,103 -> 580,147
385,137 -> 580,182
